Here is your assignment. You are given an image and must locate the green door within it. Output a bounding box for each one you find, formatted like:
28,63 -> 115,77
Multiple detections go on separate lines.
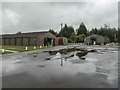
29,38 -> 36,46
4,38 -> 10,45
16,38 -> 22,46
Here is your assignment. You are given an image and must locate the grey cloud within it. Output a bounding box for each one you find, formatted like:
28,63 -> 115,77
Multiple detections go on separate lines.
2,2 -> 118,34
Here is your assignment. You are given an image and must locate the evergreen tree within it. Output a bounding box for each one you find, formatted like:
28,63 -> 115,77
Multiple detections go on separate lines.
59,24 -> 75,38
76,22 -> 87,36
89,28 -> 98,35
118,28 -> 120,44
49,29 -> 57,36
70,32 -> 76,43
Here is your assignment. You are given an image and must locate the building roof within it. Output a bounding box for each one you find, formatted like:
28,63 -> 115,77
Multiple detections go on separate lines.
85,34 -> 105,39
1,31 -> 50,38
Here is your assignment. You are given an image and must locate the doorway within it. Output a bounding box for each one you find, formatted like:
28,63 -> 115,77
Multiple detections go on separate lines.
91,38 -> 96,45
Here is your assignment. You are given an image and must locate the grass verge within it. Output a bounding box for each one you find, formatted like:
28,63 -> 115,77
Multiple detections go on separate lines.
0,50 -> 13,54
0,45 -> 55,52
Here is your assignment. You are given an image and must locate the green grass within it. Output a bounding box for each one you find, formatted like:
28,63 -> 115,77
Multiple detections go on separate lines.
89,44 -> 104,46
65,43 -> 82,45
0,45 -> 55,52
106,43 -> 118,46
0,50 -> 13,54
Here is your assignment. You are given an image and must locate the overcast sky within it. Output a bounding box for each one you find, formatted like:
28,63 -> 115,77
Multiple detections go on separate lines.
1,1 -> 118,34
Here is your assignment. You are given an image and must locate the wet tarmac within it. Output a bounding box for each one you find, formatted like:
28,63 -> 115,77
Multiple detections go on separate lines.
1,45 -> 119,88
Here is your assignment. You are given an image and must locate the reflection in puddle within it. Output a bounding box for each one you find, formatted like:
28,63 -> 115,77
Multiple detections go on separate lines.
37,65 -> 45,67
76,51 -> 88,60
44,47 -> 88,55
73,53 -> 79,60
44,47 -> 99,68
68,62 -> 96,74
86,58 -> 98,62
52,52 -> 61,59
12,60 -> 22,63
44,47 -> 96,61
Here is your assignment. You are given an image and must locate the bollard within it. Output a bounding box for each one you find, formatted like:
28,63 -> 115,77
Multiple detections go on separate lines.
25,47 -> 28,50
34,46 -> 36,49
2,49 -> 4,54
94,41 -> 96,45
40,45 -> 42,48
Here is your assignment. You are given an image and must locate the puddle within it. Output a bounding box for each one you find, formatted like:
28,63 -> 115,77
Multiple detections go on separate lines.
44,47 -> 97,61
69,59 -> 85,64
86,58 -> 98,62
37,65 -> 45,67
2,60 -> 22,75
44,47 -> 87,55
27,52 -> 39,57
76,51 -> 88,60
96,67 -> 110,74
45,57 -> 51,60
28,52 -> 38,55
12,60 -> 22,63
33,54 -> 37,57
88,49 -> 97,52
53,52 -> 61,59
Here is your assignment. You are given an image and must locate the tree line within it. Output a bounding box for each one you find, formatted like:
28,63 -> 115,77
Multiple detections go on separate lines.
49,22 -> 118,43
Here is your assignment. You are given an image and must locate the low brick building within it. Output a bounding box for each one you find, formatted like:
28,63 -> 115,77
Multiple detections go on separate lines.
84,34 -> 109,45
0,31 -> 57,46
